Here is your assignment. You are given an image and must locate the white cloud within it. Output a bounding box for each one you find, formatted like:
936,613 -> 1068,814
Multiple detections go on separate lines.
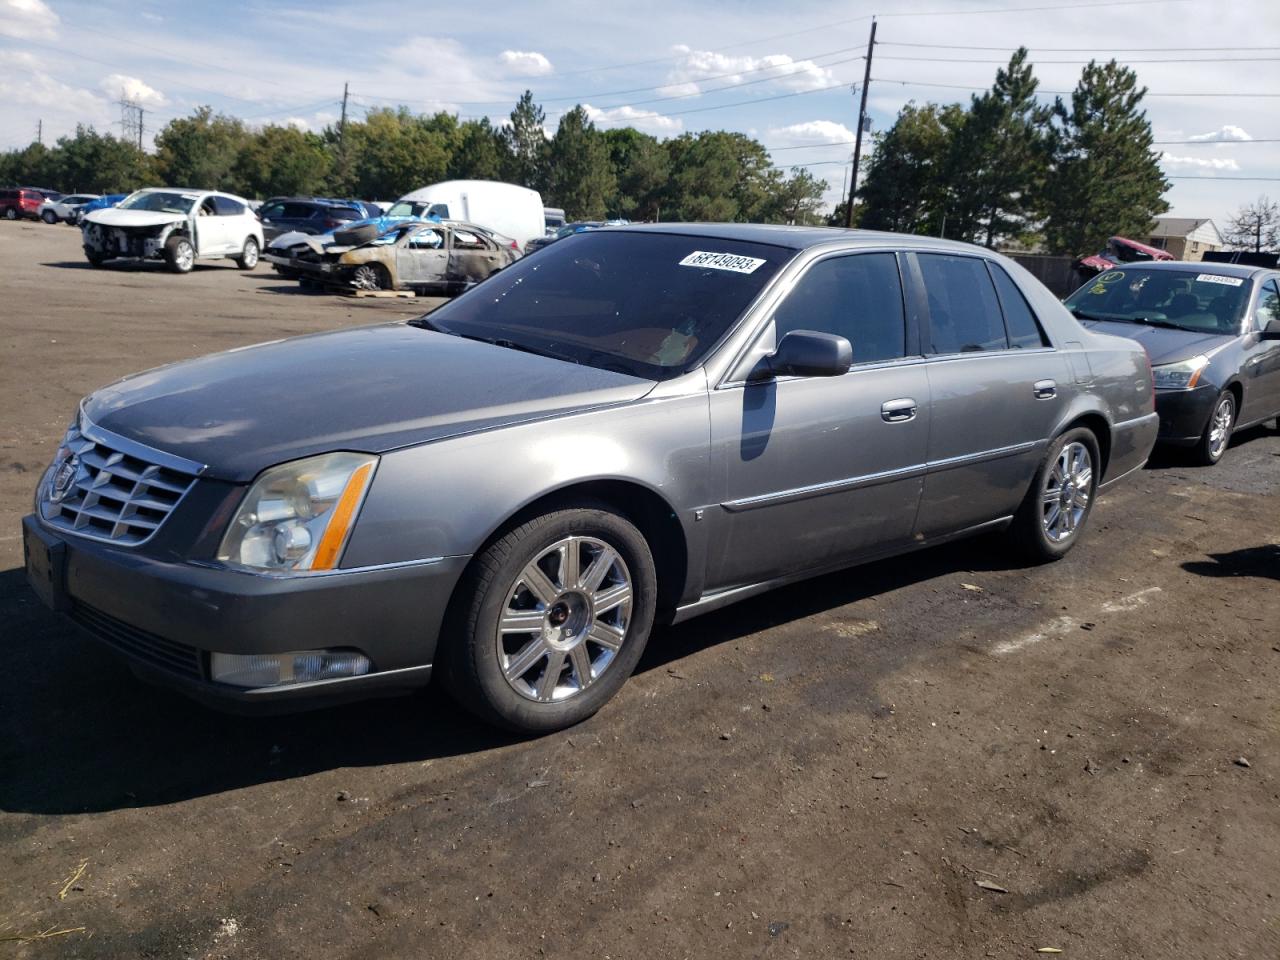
0,0 -> 58,40
1161,153 -> 1240,171
1188,124 -> 1252,143
767,120 -> 855,147
99,74 -> 167,107
499,49 -> 553,77
582,103 -> 682,134
662,45 -> 836,95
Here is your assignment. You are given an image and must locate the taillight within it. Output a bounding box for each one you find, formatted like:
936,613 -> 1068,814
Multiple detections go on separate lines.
323,218 -> 343,230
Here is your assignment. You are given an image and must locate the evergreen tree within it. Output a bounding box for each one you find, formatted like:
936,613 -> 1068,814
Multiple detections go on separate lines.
505,91 -> 548,191
545,106 -> 616,220
448,119 -> 513,181
946,49 -> 1051,247
603,127 -> 669,221
1043,59 -> 1169,256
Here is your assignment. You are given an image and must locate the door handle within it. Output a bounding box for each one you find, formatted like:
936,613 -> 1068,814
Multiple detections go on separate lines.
1033,379 -> 1057,399
881,398 -> 918,423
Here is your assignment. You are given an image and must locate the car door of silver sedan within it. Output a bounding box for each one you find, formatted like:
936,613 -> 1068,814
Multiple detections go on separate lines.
395,226 -> 449,287
706,251 -> 929,591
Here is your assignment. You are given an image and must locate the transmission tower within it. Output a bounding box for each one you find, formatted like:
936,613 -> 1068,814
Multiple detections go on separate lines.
119,93 -> 144,150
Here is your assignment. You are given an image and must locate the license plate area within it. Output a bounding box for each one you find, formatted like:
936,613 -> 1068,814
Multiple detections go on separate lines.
23,518 -> 68,612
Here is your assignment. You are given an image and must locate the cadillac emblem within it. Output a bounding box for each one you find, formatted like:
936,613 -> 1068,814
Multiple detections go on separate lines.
50,454 -> 79,503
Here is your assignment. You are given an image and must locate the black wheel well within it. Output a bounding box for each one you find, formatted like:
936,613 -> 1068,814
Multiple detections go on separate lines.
1063,412 -> 1112,477
476,480 -> 689,618
1224,379 -> 1243,409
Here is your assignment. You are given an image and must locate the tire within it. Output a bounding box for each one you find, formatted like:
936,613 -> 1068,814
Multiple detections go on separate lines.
42,210 -> 57,224
442,507 -> 658,733
1010,427 -> 1101,563
164,235 -> 195,274
1191,389 -> 1234,466
3,208 -> 16,220
332,224 -> 380,246
236,236 -> 260,270
350,263 -> 390,291
85,252 -> 106,268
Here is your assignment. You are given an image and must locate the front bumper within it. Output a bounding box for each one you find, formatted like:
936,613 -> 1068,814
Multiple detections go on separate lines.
22,513 -> 468,713
1154,384 -> 1219,445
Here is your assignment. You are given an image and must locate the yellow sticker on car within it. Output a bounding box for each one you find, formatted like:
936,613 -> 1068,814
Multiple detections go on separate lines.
1090,283 -> 1107,294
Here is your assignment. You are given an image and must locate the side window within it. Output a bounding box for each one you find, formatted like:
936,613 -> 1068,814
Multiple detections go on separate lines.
407,227 -> 444,250
427,203 -> 450,219
771,253 -> 907,365
918,254 -> 1008,354
259,202 -> 285,219
213,196 -> 245,217
452,229 -> 488,251
989,263 -> 1050,349
1256,280 -> 1280,331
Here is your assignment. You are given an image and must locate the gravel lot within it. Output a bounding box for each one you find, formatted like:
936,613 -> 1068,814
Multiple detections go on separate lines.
2,221 -> 1278,959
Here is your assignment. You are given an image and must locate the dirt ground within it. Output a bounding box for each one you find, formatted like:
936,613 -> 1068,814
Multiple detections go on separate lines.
1,221 -> 1278,960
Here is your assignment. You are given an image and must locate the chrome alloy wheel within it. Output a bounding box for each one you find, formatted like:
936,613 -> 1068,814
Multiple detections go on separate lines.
174,239 -> 194,271
497,536 -> 632,703
1041,441 -> 1093,543
1208,394 -> 1234,460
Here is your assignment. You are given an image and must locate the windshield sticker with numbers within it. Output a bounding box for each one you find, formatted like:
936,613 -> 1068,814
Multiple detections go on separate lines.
678,251 -> 767,274
1196,274 -> 1244,287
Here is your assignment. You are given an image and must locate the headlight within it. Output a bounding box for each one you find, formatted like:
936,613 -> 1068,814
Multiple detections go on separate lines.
1151,354 -> 1209,391
217,452 -> 377,574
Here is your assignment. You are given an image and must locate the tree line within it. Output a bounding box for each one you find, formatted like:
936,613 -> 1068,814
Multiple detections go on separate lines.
0,92 -> 828,225
852,50 -> 1172,257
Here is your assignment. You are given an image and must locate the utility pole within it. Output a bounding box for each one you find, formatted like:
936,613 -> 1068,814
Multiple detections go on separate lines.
338,82 -> 350,185
844,17 -> 877,229
36,119 -> 42,145
137,107 -> 144,150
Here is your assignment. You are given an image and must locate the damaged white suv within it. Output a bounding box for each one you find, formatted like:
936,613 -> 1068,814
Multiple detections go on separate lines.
81,188 -> 263,274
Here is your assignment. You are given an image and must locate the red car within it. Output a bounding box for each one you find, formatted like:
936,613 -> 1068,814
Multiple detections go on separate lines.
1076,235 -> 1175,278
0,188 -> 44,221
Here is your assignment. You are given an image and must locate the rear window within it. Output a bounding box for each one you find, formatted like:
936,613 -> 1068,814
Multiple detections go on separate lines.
421,231 -> 791,379
919,254 -> 1008,354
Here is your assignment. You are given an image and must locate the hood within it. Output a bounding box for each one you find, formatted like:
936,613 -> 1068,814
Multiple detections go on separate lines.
1079,319 -> 1235,365
85,207 -> 187,228
82,324 -> 655,482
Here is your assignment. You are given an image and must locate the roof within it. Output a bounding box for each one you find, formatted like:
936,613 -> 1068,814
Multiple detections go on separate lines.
1149,217 -> 1214,238
614,222 -> 988,254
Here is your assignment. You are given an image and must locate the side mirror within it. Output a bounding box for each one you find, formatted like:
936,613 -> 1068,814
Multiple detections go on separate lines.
761,330 -> 853,379
1260,319 -> 1280,341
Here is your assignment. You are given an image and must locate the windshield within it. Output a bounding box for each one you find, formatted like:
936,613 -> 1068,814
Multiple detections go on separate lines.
387,201 -> 435,218
118,191 -> 197,214
418,231 -> 791,379
1065,268 -> 1247,334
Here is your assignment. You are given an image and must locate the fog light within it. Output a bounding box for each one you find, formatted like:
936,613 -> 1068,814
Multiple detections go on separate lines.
210,650 -> 371,688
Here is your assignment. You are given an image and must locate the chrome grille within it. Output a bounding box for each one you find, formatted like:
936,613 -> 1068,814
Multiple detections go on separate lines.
38,419 -> 200,546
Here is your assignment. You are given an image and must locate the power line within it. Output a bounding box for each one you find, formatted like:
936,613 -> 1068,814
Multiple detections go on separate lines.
876,55 -> 1280,64
1167,176 -> 1280,181
765,137 -> 1280,152
872,77 -> 1280,97
879,42 -> 1280,52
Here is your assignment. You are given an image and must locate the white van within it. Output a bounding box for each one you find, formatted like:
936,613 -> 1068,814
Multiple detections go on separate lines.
389,181 -> 544,251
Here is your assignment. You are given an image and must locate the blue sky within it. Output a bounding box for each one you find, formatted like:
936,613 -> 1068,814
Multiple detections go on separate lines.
2,0 -> 1277,226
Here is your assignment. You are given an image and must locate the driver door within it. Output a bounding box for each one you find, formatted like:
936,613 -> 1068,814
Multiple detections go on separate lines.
395,225 -> 448,287
705,251 -> 930,591
1243,278 -> 1280,420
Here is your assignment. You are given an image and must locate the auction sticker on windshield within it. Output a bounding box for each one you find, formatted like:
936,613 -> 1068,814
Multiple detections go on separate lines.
679,251 -> 767,274
1196,274 -> 1244,287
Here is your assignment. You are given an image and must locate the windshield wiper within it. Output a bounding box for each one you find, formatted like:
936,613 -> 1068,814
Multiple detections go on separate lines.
456,333 -> 579,365
1130,316 -> 1189,331
408,315 -> 448,333
1070,308 -> 1109,322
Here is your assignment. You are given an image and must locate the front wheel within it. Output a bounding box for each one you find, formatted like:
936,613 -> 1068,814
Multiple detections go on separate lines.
442,508 -> 657,733
350,263 -> 389,291
3,208 -> 16,221
42,210 -> 57,224
236,237 -> 260,270
164,235 -> 195,274
1010,428 -> 1100,563
1191,390 -> 1234,466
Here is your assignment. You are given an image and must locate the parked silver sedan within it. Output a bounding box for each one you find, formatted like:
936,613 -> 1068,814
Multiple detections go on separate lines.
24,225 -> 1158,732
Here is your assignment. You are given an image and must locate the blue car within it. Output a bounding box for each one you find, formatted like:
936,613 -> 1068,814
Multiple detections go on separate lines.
74,193 -> 128,224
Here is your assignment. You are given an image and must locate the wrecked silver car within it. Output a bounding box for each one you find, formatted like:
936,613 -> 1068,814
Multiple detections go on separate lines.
263,220 -> 518,294
81,188 -> 264,273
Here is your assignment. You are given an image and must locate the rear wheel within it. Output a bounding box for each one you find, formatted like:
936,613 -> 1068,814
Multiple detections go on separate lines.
3,208 -> 16,221
236,237 -> 260,270
442,507 -> 657,733
42,210 -> 57,224
1191,390 -> 1234,466
351,263 -> 389,291
1010,427 -> 1100,563
164,235 -> 195,274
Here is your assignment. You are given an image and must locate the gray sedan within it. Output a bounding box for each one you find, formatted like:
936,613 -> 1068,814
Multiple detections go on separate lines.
23,225 -> 1158,732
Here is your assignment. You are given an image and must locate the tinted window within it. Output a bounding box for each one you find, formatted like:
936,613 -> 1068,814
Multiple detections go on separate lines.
259,202 -> 285,219
213,196 -> 246,216
989,263 -> 1050,348
422,232 -> 789,380
1064,267 -> 1247,335
0,190 -> 14,200
1257,280 -> 1280,331
772,253 -> 906,364
919,254 -> 1008,354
